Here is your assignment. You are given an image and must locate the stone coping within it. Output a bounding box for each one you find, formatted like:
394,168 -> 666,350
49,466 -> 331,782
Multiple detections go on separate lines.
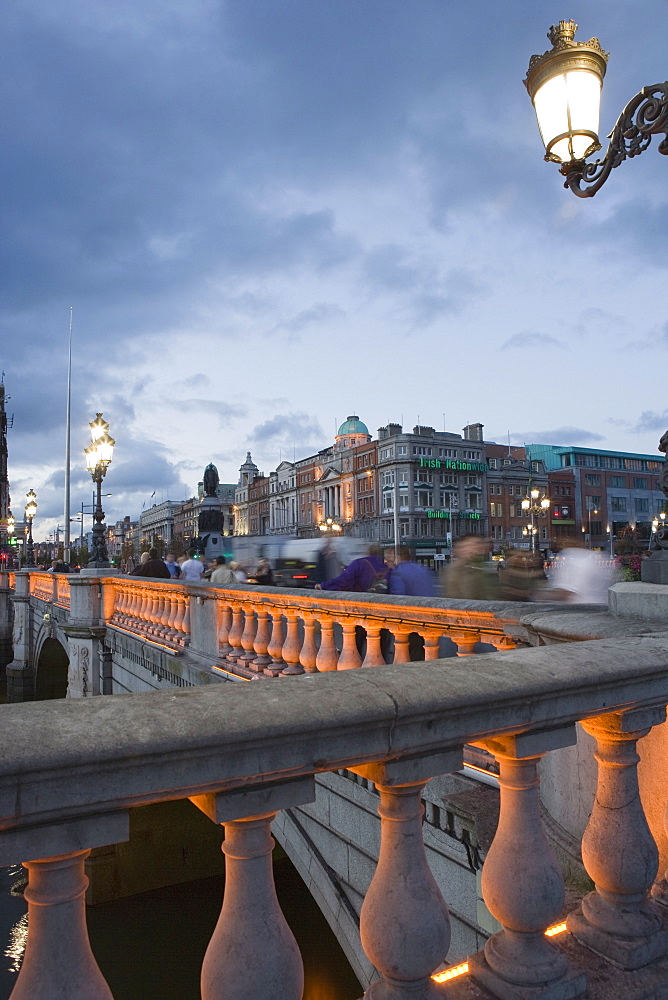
2,634 -> 668,834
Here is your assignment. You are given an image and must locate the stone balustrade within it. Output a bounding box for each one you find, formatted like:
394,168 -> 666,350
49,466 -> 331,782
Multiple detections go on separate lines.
3,635 -> 668,999
26,572 -> 71,609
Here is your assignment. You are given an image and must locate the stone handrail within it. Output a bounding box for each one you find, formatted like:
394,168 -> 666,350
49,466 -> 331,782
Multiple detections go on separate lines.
3,636 -> 668,998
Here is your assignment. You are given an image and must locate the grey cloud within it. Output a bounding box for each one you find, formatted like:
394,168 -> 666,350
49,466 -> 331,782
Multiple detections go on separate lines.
521,427 -> 606,445
501,332 -> 562,351
272,302 -> 345,336
250,411 -> 325,446
632,410 -> 668,434
179,400 -> 243,427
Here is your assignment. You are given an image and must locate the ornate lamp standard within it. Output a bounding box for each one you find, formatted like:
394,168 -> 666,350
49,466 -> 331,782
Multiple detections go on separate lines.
24,490 -> 37,567
84,413 -> 115,568
318,516 -> 342,533
525,20 -> 667,197
651,511 -> 667,549
521,488 -> 550,553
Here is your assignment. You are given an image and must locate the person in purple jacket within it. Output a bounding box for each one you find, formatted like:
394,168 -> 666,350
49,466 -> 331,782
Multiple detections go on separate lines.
315,544 -> 388,593
388,546 -> 437,597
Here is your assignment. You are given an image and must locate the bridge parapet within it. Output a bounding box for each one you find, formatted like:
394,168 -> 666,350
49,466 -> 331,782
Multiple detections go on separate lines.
3,638 -> 668,998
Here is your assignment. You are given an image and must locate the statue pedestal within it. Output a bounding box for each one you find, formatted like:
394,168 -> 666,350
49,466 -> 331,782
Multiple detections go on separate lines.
197,497 -> 225,562
641,550 -> 668,585
609,581 -> 668,622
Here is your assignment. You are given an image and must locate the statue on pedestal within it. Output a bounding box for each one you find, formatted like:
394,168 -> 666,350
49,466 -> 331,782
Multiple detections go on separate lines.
203,463 -> 219,498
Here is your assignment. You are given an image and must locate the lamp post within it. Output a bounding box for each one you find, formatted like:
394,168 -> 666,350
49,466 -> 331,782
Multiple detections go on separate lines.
521,487 -> 550,553
318,516 -> 342,534
651,511 -> 667,549
84,413 -> 115,568
24,489 -> 37,567
6,513 -> 15,568
525,20 -> 667,197
586,507 -> 599,549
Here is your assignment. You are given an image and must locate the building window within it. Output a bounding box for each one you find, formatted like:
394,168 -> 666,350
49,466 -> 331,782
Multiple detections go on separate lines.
413,446 -> 433,456
398,470 -> 409,485
609,476 -> 625,488
633,477 -> 648,490
635,498 -> 649,513
611,497 -> 627,512
590,521 -> 602,536
383,494 -> 394,511
490,502 -> 503,517
399,519 -> 410,537
440,490 -> 457,508
380,448 -> 393,460
531,461 -> 540,473
397,445 -> 408,456
585,474 -> 601,487
466,493 -> 480,510
463,450 -> 479,460
509,503 -> 516,518
488,458 -> 497,469
586,496 -> 602,510
439,448 -> 457,458
417,490 -> 433,508
382,471 -> 395,487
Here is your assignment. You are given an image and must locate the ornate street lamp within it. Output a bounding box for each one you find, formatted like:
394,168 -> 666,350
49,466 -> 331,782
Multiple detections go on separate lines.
85,413 -> 115,568
521,487 -> 550,553
24,490 -> 37,567
525,20 -> 668,197
318,517 -> 342,533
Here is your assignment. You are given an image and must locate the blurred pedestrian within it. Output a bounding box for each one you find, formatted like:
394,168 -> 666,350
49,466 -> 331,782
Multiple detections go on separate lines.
388,546 -> 437,597
130,548 -> 171,578
180,550 -> 204,582
440,535 -> 496,600
499,549 -> 545,602
255,557 -> 274,586
315,539 -> 342,584
210,556 -> 237,585
229,560 -> 248,583
546,548 -> 614,603
164,553 -> 181,579
315,544 -> 388,593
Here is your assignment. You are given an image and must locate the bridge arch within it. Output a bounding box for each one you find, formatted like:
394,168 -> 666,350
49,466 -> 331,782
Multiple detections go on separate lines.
34,635 -> 69,700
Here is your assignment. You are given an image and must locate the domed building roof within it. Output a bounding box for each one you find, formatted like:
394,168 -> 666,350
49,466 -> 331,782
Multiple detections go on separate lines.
337,415 -> 369,437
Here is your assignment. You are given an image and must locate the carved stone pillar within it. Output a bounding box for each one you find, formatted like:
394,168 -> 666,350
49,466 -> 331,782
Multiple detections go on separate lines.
192,777 -> 315,1000
226,606 -> 245,662
568,708 -> 668,970
362,626 -> 385,667
281,610 -> 303,675
299,615 -> 318,673
238,607 -> 258,665
354,752 -> 461,1000
422,633 -> 441,661
469,728 -> 586,1000
65,633 -> 103,698
337,623 -> 362,670
217,604 -> 233,657
315,619 -> 338,671
5,571 -> 34,702
265,612 -> 285,676
251,608 -> 272,670
391,629 -> 411,665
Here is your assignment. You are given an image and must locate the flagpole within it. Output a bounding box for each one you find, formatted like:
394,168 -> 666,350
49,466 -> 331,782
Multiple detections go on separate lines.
63,307 -> 73,565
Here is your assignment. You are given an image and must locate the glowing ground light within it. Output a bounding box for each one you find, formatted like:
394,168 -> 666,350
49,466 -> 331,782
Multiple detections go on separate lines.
431,922 -> 568,984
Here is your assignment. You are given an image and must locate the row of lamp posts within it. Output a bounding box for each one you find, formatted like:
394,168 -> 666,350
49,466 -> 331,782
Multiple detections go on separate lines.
20,413 -> 114,569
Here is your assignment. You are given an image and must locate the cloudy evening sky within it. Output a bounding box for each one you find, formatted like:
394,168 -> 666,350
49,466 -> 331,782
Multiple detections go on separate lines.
2,0 -> 667,538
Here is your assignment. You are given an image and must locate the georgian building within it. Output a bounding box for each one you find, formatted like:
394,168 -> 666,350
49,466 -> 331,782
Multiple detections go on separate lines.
485,445 -> 549,552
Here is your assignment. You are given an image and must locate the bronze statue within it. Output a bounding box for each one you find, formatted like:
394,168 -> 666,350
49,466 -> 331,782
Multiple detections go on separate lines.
203,463 -> 219,498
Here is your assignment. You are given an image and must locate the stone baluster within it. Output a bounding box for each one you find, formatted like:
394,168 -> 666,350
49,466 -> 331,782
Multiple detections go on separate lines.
361,625 -> 385,667
451,631 -> 477,655
265,612 -> 285,676
238,606 -> 258,666
149,591 -> 165,637
120,586 -> 130,625
127,585 -> 141,624
138,588 -> 151,631
281,610 -> 303,675
299,614 -> 318,673
315,619 -> 338,672
191,776 -> 315,1000
112,586 -> 124,624
181,596 -> 191,641
568,708 -> 668,969
10,850 -> 114,1000
251,608 -> 272,671
226,606 -> 245,662
469,728 -> 585,999
172,593 -> 186,643
337,622 -> 362,670
391,629 -> 411,665
423,633 -> 442,661
164,592 -> 179,641
353,752 -> 461,999
217,605 -> 233,658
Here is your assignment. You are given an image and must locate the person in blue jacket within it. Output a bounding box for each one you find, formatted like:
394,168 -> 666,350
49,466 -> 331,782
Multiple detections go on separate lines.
388,546 -> 437,597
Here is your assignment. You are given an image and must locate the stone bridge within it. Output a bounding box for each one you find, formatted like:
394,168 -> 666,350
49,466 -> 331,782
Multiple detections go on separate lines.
3,569 -> 668,998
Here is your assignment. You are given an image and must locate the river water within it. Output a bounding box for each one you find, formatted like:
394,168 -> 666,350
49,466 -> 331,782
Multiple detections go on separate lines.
0,676 -> 361,1000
